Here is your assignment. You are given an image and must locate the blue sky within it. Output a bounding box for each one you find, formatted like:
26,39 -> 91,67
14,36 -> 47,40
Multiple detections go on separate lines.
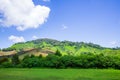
0,0 -> 120,48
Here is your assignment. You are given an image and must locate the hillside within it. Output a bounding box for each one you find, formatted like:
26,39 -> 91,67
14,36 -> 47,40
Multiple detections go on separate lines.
1,38 -> 120,57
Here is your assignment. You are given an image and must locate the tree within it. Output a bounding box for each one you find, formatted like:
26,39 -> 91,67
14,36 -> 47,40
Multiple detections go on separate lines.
30,54 -> 35,58
11,54 -> 20,65
38,54 -> 43,58
55,49 -> 62,56
1,62 -> 13,68
45,54 -> 60,68
0,57 -> 9,64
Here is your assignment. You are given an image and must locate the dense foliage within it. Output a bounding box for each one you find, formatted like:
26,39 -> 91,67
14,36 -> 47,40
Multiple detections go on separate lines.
0,52 -> 120,69
0,38 -> 120,69
2,38 -> 120,56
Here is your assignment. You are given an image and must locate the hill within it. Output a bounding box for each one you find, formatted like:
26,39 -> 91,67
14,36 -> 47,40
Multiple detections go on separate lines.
1,38 -> 120,57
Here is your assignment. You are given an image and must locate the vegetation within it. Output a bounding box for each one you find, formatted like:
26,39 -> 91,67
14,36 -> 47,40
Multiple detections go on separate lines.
11,54 -> 20,65
0,69 -> 120,80
1,38 -> 120,57
0,38 -> 120,69
0,57 -> 9,64
0,53 -> 120,69
55,49 -> 62,56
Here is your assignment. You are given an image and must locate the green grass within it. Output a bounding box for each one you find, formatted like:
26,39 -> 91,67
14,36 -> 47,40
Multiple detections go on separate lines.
0,69 -> 120,80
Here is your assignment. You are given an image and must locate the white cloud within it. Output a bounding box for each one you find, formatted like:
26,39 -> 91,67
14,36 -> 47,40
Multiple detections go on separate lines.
110,41 -> 117,45
43,0 -> 50,2
32,35 -> 39,39
0,0 -> 50,31
62,24 -> 68,30
9,35 -> 25,43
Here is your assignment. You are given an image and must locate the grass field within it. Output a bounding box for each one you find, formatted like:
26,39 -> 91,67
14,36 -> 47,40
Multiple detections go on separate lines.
0,69 -> 120,80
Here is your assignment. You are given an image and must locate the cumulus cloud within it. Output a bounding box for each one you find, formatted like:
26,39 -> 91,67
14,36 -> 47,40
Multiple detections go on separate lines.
43,0 -> 50,2
62,24 -> 68,30
110,41 -> 118,45
0,0 -> 50,31
32,35 -> 39,39
9,35 -> 25,43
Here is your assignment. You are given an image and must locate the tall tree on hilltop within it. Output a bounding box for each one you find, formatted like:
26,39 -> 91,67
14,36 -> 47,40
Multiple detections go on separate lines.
55,49 -> 62,56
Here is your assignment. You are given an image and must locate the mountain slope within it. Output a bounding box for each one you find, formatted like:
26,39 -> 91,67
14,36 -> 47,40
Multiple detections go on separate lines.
1,38 -> 120,56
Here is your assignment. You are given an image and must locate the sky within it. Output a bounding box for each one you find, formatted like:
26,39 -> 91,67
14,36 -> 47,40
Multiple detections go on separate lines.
0,0 -> 120,48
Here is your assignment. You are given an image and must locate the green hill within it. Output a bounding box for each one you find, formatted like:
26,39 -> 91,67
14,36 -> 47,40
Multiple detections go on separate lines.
1,38 -> 120,56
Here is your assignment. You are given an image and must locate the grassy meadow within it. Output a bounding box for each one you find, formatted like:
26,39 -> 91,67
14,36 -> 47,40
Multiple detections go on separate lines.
0,69 -> 120,80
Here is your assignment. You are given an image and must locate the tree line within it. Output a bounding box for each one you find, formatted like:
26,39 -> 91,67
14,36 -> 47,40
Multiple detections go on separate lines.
0,50 -> 120,69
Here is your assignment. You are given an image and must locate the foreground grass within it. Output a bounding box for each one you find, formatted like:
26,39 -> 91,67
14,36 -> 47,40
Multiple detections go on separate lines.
0,69 -> 120,80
